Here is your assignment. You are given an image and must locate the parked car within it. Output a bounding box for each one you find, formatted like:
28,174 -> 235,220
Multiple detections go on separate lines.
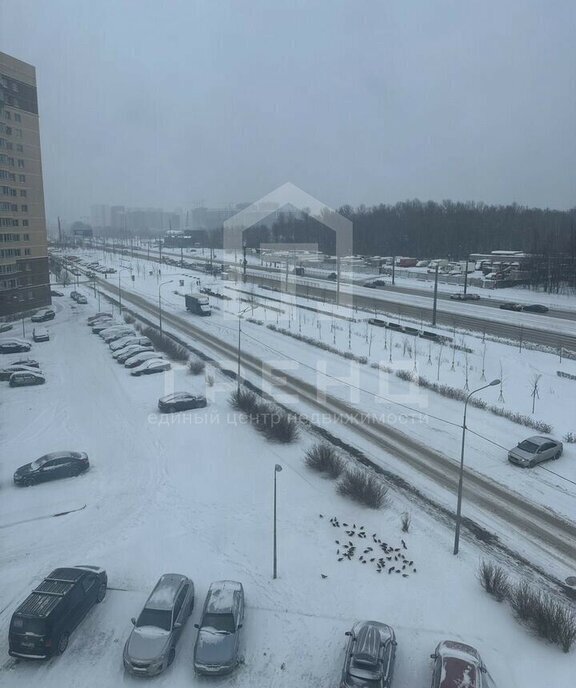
91,320 -> 118,334
193,580 -> 245,676
76,295 -> 88,304
124,351 -> 164,368
508,436 -> 563,468
9,371 -> 45,387
31,308 -> 56,322
450,293 -> 480,301
70,291 -> 80,301
50,289 -> 64,297
499,302 -> 523,311
87,312 -> 112,325
33,328 -> 50,343
115,345 -> 154,363
0,322 -> 14,333
158,392 -> 207,413
7,358 -> 39,368
430,640 -> 494,688
101,328 -> 136,343
522,304 -> 549,313
13,451 -> 90,486
340,620 -> 397,688
0,339 -> 31,354
123,574 -> 194,677
131,359 -> 171,376
9,566 -> 107,659
0,364 -> 42,381
110,336 -> 151,352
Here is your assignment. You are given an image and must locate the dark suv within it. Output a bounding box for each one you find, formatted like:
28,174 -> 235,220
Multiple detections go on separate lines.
9,566 -> 107,659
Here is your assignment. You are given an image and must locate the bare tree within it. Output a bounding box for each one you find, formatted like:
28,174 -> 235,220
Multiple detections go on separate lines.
464,352 -> 470,390
498,361 -> 505,403
530,373 -> 542,414
436,344 -> 444,381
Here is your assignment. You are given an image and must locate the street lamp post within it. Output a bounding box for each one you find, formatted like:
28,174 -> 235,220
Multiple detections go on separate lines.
158,279 -> 174,336
236,304 -> 254,393
453,378 -> 500,555
273,464 -> 283,579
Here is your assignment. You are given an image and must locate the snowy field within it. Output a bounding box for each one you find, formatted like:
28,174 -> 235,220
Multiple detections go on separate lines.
0,290 -> 574,687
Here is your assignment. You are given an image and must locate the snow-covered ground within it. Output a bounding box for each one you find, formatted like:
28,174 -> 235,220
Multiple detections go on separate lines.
0,289 -> 574,687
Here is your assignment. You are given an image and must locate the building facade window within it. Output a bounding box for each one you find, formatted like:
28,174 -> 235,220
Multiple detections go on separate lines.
14,113 -> 21,122
21,204 -> 28,211
17,159 -> 24,168
22,219 -> 29,226
19,189 -> 26,197
18,174 -> 25,182
16,144 -> 23,152
24,248 -> 31,255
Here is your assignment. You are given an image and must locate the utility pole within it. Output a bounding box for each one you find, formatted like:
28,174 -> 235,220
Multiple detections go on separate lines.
432,264 -> 439,326
392,256 -> 396,286
273,464 -> 283,579
463,253 -> 470,295
58,216 -> 62,245
242,242 -> 247,283
336,256 -> 341,304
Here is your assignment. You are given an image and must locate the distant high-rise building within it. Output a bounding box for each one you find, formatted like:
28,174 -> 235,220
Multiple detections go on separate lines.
0,51 -> 51,316
110,205 -> 125,231
90,204 -> 110,229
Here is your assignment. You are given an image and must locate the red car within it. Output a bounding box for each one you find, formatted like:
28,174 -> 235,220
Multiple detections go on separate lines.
430,641 -> 496,688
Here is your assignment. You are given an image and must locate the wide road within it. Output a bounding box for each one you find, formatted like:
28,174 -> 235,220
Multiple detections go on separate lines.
92,274 -> 576,574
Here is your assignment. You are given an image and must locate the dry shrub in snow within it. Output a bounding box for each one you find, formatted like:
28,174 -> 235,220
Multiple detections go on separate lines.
337,469 -> 387,509
305,443 -> 345,478
478,560 -> 509,602
229,389 -> 260,414
188,358 -> 205,375
401,511 -> 411,533
141,327 -> 189,361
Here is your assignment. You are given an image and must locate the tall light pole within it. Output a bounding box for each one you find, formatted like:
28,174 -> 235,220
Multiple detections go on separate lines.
273,464 -> 283,579
158,279 -> 174,336
117,266 -> 132,314
453,378 -> 500,555
236,304 -> 254,393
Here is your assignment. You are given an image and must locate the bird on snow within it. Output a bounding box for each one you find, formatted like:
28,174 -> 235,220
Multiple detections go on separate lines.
319,514 -> 324,518
321,574 -> 328,579
401,539 -> 407,550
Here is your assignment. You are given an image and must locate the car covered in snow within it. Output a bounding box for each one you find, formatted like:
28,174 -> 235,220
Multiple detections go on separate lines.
193,580 -> 245,676
158,392 -> 207,413
32,327 -> 50,342
110,335 -> 151,352
507,436 -> 562,468
50,289 -> 64,297
429,640 -> 494,688
115,344 -> 155,364
123,574 -> 194,677
7,357 -> 39,368
31,308 -> 56,322
101,327 -> 136,343
91,319 -> 118,333
13,451 -> 90,486
0,338 -> 31,354
130,359 -> 171,376
9,566 -> 107,659
76,295 -> 88,304
498,302 -> 523,311
0,364 -> 42,381
124,350 -> 163,368
9,370 -> 45,387
87,312 -> 112,325
449,293 -> 480,301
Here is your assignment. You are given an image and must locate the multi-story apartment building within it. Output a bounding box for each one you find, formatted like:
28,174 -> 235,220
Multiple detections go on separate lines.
0,51 -> 51,317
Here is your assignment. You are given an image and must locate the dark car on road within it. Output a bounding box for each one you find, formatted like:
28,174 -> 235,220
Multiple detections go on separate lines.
158,392 -> 207,413
522,304 -> 549,313
14,451 -> 90,486
193,580 -> 245,676
124,574 -> 194,677
0,339 -> 31,354
430,640 -> 495,688
9,370 -> 45,387
508,436 -> 563,468
499,302 -> 523,311
450,293 -> 480,301
31,308 -> 56,322
9,566 -> 107,659
0,364 -> 42,381
340,620 -> 397,688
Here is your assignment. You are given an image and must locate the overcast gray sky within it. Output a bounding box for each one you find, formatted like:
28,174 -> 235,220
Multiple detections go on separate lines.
1,0 -> 575,222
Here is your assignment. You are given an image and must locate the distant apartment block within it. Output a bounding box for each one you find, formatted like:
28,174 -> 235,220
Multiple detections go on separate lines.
0,51 -> 50,316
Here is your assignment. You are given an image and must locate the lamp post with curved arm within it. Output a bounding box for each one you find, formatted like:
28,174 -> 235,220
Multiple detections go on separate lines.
453,378 -> 501,555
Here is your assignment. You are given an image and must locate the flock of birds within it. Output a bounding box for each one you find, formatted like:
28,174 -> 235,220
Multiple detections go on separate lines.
319,514 -> 417,578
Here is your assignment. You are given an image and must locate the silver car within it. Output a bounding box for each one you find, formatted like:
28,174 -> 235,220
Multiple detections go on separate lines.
340,620 -> 397,688
193,580 -> 245,675
123,573 -> 194,677
508,436 -> 563,468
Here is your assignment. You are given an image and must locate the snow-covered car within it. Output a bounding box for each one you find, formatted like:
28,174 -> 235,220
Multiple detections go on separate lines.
50,289 -> 64,297
124,574 -> 194,677
13,451 -> 90,486
91,319 -> 118,333
430,640 -> 494,688
124,350 -> 163,368
0,364 -> 42,381
9,370 -> 46,387
76,295 -> 88,304
450,293 -> 480,301
33,327 -> 50,342
193,580 -> 245,676
0,322 -> 14,333
499,302 -> 523,311
70,291 -> 81,301
87,312 -> 112,325
158,392 -> 207,413
508,436 -> 562,468
110,335 -> 151,352
7,358 -> 39,368
115,344 -> 155,363
131,359 -> 171,376
340,620 -> 397,688
0,339 -> 32,354
101,328 -> 136,343
31,308 -> 55,322
522,304 -> 549,313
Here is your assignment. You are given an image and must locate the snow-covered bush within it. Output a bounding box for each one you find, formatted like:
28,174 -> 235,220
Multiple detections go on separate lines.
337,469 -> 387,509
188,358 -> 205,375
478,560 -> 509,602
305,443 -> 345,478
229,389 -> 260,414
123,314 -> 136,324
141,327 -> 189,361
401,511 -> 411,533
563,432 -> 576,443
257,408 -> 299,443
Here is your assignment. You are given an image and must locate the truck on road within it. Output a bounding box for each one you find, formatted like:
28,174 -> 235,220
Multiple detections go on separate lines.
185,293 -> 212,316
